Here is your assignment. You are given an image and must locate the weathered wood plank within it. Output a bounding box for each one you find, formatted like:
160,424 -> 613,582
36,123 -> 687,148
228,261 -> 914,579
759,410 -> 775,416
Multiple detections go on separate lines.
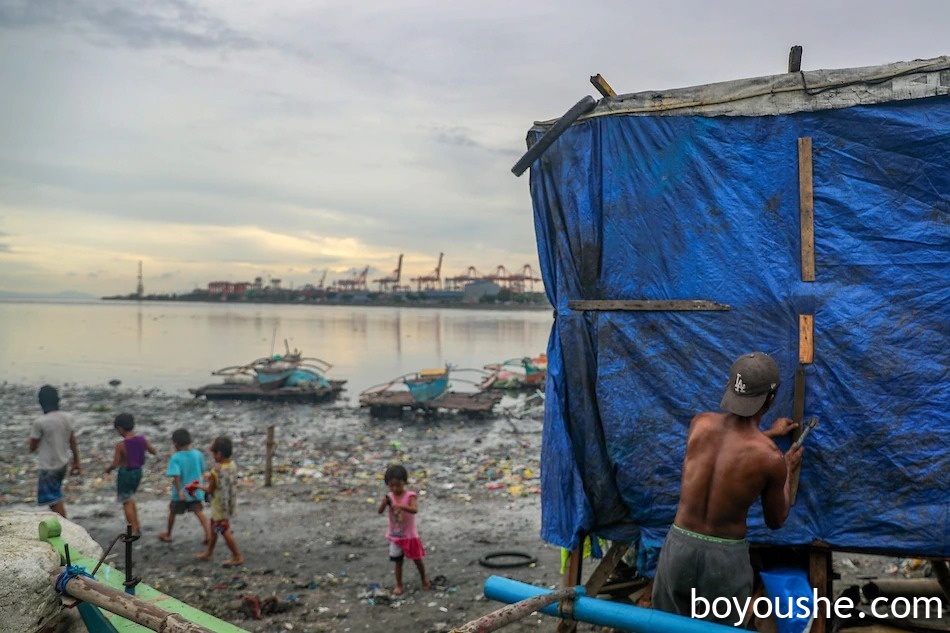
799,137 -> 816,281
799,314 -> 815,364
590,74 -> 617,98
568,300 -> 730,311
583,542 -> 628,598
788,45 -> 803,73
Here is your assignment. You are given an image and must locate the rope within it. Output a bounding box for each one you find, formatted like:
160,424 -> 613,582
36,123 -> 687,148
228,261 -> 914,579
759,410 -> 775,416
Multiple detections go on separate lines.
54,564 -> 96,596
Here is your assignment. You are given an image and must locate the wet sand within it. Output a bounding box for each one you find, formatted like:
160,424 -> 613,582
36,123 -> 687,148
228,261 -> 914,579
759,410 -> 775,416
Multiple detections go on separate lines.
3,385 -> 935,632
1,384 -> 568,632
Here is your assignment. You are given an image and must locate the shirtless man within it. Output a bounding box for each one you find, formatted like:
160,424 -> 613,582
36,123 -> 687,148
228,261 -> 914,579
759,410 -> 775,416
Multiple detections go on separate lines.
652,352 -> 803,625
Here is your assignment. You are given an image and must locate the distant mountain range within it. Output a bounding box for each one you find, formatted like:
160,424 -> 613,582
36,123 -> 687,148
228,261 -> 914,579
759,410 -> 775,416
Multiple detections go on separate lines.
0,290 -> 98,300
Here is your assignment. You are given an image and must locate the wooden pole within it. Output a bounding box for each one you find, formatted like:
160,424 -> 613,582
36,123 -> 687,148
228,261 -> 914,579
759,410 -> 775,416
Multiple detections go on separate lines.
557,544 -> 584,633
264,425 -> 275,487
808,544 -> 832,633
452,587 -> 579,633
49,568 -> 214,633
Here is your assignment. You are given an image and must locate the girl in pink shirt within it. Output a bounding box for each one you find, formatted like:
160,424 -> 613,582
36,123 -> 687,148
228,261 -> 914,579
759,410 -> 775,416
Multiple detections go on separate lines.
377,464 -> 432,595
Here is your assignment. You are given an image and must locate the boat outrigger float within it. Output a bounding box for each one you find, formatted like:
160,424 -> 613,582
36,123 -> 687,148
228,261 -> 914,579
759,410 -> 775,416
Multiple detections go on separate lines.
190,341 -> 346,403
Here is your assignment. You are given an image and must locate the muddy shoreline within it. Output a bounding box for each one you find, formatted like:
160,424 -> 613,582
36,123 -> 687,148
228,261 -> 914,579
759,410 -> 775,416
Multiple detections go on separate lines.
2,384 -> 567,632
3,384 -> 937,632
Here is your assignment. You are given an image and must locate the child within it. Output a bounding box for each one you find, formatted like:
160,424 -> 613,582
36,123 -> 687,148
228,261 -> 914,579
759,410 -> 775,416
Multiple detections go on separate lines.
158,428 -> 211,544
104,413 -> 156,536
377,464 -> 432,595
194,436 -> 243,567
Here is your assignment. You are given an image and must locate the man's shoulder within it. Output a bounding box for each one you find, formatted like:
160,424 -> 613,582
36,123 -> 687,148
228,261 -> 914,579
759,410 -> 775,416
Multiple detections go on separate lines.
688,411 -> 727,431
40,410 -> 74,427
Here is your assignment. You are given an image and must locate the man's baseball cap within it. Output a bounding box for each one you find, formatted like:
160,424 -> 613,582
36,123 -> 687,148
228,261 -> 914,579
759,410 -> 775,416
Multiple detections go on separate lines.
720,352 -> 779,417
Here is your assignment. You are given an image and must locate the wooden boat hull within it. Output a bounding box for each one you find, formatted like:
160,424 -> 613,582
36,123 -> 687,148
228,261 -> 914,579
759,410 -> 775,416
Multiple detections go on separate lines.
360,389 -> 503,418
191,380 -> 346,403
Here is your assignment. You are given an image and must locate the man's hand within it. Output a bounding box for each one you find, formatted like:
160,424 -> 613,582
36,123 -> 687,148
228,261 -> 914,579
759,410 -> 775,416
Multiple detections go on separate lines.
765,417 -> 798,438
785,444 -> 804,471
72,462 -> 83,476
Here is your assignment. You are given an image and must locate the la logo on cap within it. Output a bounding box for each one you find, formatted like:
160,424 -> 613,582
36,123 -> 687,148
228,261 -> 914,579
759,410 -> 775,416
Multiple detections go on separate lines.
734,374 -> 747,394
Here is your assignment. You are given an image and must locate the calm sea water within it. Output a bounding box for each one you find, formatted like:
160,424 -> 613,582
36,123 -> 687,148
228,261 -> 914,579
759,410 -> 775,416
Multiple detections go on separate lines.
0,300 -> 553,401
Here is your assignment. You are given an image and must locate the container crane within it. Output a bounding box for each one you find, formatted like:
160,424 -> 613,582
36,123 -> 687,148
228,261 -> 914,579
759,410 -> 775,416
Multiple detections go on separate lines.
486,265 -> 510,288
335,266 -> 370,292
372,254 -> 404,292
445,266 -> 480,290
508,264 -> 541,292
411,252 -> 444,291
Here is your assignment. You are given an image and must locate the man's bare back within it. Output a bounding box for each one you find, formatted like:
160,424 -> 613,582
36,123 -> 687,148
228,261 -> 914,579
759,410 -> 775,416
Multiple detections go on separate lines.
674,412 -> 802,540
653,352 -> 804,622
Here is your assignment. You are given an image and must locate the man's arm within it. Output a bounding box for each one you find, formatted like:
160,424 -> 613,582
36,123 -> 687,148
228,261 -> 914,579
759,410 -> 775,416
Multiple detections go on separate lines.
764,417 -> 798,439
761,447 -> 795,529
29,438 -> 40,452
69,432 -> 82,475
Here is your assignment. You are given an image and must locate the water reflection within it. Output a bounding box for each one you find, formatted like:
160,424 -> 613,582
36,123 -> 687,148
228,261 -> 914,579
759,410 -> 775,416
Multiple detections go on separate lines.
0,301 -> 553,399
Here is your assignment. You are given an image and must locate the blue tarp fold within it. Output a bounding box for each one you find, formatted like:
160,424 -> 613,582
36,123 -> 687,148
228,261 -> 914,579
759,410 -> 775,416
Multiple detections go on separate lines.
530,97 -> 950,557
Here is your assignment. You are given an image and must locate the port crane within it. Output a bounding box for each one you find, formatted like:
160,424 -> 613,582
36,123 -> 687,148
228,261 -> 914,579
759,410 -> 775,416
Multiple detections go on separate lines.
485,265 -> 510,288
335,266 -> 370,292
411,252 -> 444,291
508,264 -> 541,292
445,266 -> 480,290
373,254 -> 404,292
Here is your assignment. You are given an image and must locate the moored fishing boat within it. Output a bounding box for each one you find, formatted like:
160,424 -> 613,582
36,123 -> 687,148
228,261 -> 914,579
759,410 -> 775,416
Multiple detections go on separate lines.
359,365 -> 502,418
483,354 -> 547,390
190,341 -> 345,403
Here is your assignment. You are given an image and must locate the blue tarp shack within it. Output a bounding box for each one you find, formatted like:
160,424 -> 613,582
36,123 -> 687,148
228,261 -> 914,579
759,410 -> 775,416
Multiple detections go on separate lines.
521,57 -> 949,560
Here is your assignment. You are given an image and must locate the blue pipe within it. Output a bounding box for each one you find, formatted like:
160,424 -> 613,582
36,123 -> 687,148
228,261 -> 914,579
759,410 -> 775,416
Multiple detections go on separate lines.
484,576 -> 740,633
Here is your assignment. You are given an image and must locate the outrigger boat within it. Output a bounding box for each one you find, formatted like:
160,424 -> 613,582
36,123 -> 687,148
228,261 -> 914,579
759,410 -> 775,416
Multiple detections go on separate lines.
40,519 -> 248,632
359,364 -> 503,418
482,354 -> 547,390
190,341 -> 346,403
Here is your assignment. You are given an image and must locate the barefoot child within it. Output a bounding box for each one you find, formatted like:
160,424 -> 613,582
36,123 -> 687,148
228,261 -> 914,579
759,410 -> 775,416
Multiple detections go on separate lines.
104,413 -> 156,535
377,464 -> 431,595
158,428 -> 211,544
195,436 -> 243,567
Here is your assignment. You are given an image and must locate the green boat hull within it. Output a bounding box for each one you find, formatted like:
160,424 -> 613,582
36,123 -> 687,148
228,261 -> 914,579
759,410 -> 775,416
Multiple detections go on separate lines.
40,519 -> 249,633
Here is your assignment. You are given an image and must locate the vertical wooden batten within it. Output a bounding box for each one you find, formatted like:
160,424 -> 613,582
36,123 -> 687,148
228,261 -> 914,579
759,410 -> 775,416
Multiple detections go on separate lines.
799,315 -> 814,364
799,137 -> 816,282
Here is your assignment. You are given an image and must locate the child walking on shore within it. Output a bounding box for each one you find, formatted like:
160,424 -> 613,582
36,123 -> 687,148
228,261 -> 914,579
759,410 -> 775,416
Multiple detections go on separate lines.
195,436 -> 243,567
158,428 -> 211,544
377,464 -> 431,595
104,413 -> 156,536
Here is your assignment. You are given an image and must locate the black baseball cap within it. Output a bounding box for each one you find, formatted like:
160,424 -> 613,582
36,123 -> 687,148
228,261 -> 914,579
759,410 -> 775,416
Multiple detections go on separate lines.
720,352 -> 780,417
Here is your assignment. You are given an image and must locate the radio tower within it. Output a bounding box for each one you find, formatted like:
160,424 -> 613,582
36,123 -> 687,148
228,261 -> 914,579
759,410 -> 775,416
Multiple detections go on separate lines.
136,261 -> 144,300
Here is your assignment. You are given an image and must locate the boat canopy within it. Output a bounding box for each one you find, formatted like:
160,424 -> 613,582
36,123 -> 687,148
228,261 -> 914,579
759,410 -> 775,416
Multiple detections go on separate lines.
525,57 -> 950,558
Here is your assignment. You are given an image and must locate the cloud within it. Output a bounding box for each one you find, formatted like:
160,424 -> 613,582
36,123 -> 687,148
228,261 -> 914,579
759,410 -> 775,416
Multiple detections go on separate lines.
0,0 -> 260,51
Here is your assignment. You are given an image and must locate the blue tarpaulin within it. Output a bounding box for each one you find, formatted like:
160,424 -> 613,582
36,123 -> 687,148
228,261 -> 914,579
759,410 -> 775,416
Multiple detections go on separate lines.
527,69 -> 950,558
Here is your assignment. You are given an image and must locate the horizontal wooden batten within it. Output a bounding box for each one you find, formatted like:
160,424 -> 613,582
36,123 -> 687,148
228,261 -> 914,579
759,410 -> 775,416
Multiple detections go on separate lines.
568,300 -> 730,311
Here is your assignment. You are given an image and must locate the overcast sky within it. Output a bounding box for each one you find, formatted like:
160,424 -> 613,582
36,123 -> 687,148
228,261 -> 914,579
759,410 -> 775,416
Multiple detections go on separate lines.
1,0 -> 947,295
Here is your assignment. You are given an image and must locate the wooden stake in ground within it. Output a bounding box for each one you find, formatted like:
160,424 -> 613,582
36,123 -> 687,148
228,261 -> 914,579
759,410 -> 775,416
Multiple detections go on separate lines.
264,425 -> 275,487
